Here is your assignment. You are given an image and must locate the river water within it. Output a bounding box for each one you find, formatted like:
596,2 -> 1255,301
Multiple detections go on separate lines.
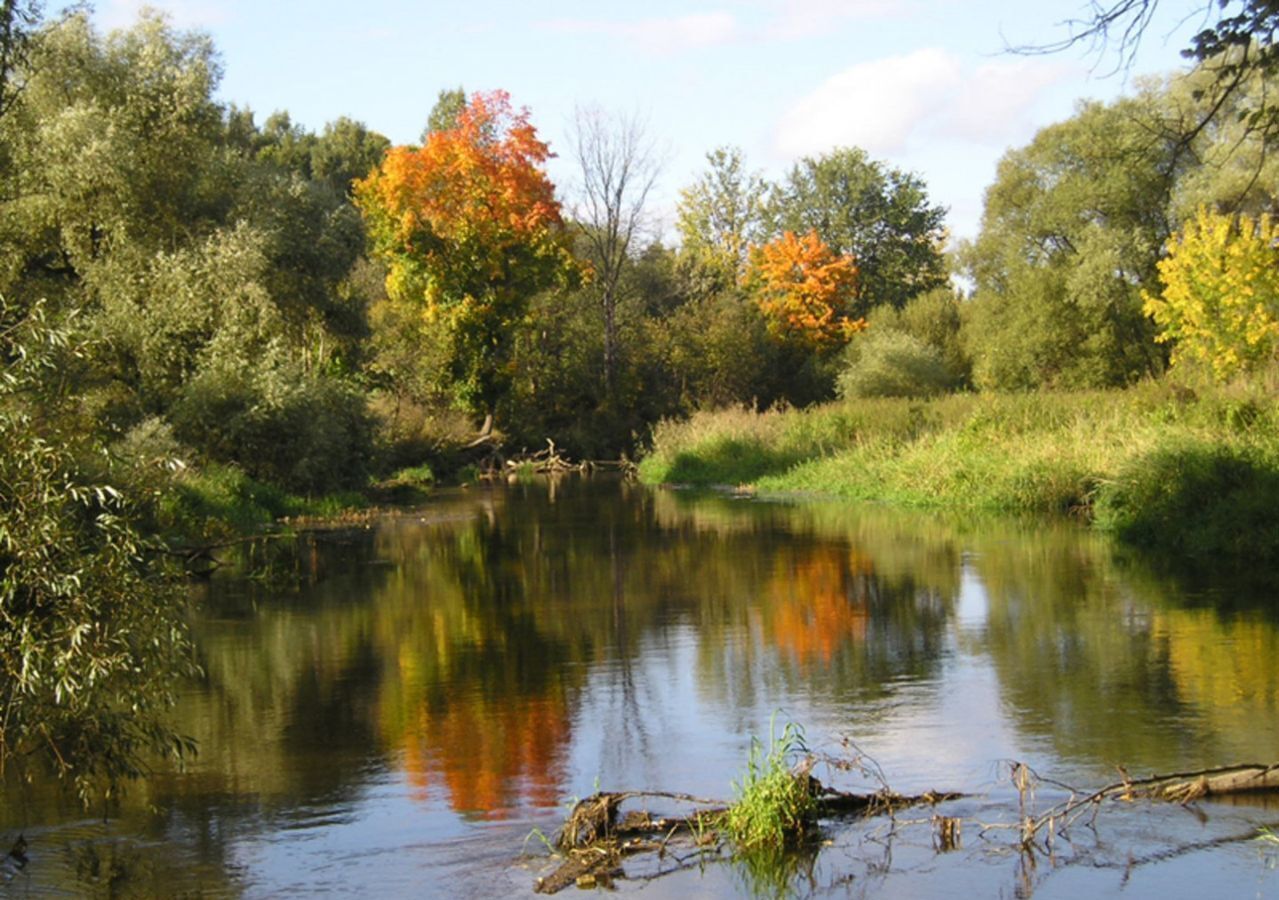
3,477 -> 1279,897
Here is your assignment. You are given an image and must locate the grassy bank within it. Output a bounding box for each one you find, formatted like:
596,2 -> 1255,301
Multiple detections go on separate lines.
144,461 -> 438,548
637,381 -> 1279,565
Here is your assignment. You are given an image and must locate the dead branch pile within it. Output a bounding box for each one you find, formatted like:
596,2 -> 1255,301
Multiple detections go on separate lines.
529,759 -> 1279,894
532,782 -> 961,894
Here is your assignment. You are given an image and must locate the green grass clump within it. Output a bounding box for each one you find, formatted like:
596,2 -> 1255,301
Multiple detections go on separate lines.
1094,439 -> 1279,562
157,463 -> 368,545
724,720 -> 816,851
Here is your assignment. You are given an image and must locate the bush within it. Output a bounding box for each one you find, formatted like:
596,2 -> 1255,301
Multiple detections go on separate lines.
0,301 -> 197,805
1094,440 -> 1279,563
838,329 -> 954,399
171,358 -> 372,494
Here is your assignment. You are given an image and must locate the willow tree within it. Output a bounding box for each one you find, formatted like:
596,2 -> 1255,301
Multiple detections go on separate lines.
0,300 -> 197,806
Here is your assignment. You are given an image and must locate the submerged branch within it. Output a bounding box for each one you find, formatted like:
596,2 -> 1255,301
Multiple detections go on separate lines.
530,759 -> 1279,894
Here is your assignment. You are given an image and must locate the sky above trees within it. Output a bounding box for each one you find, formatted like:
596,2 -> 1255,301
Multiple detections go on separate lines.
91,0 -> 1203,241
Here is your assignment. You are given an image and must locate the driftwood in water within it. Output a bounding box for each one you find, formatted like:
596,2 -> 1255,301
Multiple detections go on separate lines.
534,784 -> 961,895
533,761 -> 1279,894
1108,763 -> 1279,803
1010,761 -> 1279,850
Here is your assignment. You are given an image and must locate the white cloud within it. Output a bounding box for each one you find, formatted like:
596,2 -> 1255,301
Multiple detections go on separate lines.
775,49 -> 1074,159
541,12 -> 740,54
944,59 -> 1073,142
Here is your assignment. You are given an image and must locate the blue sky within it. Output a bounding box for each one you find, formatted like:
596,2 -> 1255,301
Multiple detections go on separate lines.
95,1 -> 1205,242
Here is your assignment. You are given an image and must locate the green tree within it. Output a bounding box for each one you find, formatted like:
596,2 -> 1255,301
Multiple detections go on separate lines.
422,86 -> 465,139
255,110 -> 317,177
675,146 -> 767,281
837,329 -> 952,399
768,148 -> 948,315
0,0 -> 40,121
864,287 -> 970,389
0,11 -> 225,312
311,116 -> 390,197
0,11 -> 374,489
962,94 -> 1177,390
0,300 -> 197,805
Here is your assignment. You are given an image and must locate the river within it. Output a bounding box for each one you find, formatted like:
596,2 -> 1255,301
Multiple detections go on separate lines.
3,476 -> 1278,897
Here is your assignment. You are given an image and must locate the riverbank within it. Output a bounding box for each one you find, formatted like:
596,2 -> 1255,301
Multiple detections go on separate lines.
637,381 -> 1279,566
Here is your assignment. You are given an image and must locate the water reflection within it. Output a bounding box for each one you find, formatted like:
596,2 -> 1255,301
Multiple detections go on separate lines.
2,477 -> 1278,897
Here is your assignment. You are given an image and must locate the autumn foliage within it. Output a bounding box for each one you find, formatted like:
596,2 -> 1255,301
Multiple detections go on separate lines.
1144,207 -> 1279,381
747,230 -> 864,351
355,91 -> 577,414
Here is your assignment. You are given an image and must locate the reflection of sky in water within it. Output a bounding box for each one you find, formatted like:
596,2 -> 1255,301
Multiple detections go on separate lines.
4,481 -> 1279,897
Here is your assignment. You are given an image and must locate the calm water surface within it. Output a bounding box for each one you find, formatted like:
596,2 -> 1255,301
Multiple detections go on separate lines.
4,477 -> 1279,897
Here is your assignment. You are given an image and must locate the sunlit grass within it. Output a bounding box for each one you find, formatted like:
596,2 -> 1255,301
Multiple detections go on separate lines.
639,380 -> 1279,564
724,719 -> 816,851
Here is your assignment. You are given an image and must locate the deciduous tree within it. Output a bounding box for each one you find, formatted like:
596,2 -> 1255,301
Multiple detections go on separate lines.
355,90 -> 577,423
747,229 -> 863,351
567,106 -> 661,398
768,148 -> 947,316
1144,206 -> 1279,379
676,146 -> 767,281
0,299 -> 197,806
962,94 -> 1175,389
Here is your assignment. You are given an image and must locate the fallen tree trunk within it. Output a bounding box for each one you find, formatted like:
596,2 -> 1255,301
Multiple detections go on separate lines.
1109,763 -> 1279,803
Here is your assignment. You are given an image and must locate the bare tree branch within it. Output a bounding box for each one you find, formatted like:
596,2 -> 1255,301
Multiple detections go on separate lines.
568,106 -> 662,397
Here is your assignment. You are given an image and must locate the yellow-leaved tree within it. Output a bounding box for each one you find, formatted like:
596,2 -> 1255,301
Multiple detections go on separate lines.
1144,207 -> 1279,380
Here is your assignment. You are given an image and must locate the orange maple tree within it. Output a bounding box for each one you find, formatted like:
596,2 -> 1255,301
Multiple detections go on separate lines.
747,229 -> 864,351
355,90 -> 577,417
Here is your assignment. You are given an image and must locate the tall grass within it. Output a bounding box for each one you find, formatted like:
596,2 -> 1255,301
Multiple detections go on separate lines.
155,463 -> 368,545
639,381 -> 1279,565
724,719 -> 816,851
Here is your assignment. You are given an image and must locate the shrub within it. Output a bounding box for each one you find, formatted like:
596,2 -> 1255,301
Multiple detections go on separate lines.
0,300 -> 197,805
838,329 -> 954,399
171,357 -> 371,494
1094,440 -> 1279,563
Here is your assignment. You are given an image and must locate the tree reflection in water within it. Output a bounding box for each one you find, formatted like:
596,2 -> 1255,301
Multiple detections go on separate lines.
6,478 -> 1279,896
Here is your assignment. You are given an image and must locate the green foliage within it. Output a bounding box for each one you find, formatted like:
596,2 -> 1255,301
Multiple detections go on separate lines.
311,115 -> 390,197
837,328 -> 953,399
0,0 -> 41,121
170,354 -> 371,494
0,11 -> 378,497
675,146 -> 767,280
963,95 -> 1173,390
867,287 -> 970,387
422,86 -> 466,139
1094,440 -> 1279,564
768,147 -> 948,314
0,301 -> 197,806
724,720 -> 815,851
158,463 -> 293,541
